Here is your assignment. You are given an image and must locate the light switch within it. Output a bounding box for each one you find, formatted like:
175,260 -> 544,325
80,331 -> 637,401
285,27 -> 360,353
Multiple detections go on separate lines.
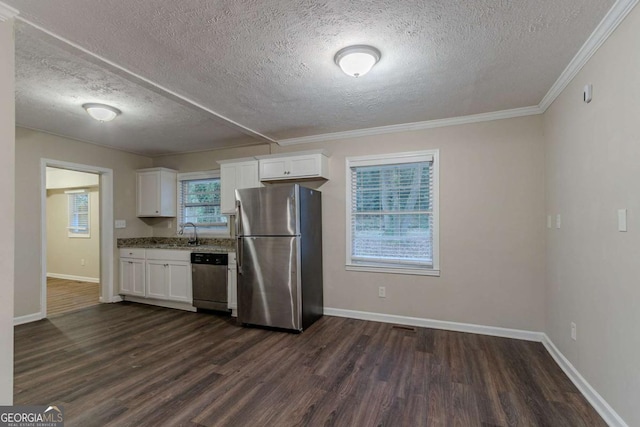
547,215 -> 552,229
115,220 -> 127,229
618,209 -> 627,232
556,214 -> 562,229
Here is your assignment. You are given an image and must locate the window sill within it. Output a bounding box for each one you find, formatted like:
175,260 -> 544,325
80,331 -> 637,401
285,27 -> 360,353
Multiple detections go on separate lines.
345,264 -> 440,277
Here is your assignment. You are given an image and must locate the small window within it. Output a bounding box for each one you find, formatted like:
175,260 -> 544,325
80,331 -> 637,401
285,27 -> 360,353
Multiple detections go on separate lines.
177,172 -> 228,235
67,191 -> 90,238
346,150 -> 439,276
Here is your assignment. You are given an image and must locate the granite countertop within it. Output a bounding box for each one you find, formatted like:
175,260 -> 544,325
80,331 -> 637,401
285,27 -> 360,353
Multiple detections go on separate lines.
118,237 -> 235,253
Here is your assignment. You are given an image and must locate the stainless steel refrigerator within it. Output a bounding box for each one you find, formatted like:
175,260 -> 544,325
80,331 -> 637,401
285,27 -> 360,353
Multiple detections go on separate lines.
235,184 -> 323,331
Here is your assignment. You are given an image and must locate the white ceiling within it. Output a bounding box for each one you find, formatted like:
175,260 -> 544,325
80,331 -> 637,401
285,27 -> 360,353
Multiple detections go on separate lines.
8,0 -> 617,156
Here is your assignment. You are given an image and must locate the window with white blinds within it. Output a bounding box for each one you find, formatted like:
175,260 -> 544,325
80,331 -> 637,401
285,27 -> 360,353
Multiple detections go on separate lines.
346,151 -> 439,275
177,172 -> 228,235
67,191 -> 90,238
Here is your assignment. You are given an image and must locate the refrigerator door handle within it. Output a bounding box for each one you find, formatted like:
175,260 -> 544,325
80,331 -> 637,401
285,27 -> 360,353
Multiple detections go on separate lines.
237,237 -> 243,274
235,199 -> 242,237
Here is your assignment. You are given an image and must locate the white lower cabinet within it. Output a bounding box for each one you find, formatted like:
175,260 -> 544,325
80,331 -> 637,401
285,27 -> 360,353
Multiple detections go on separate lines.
145,260 -> 192,303
228,252 -> 237,315
119,258 -> 145,297
120,248 -> 192,305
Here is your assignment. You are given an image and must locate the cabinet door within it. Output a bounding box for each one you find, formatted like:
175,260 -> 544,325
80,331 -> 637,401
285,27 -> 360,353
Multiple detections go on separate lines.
137,172 -> 160,216
120,259 -> 145,297
238,162 -> 260,189
166,262 -> 192,302
259,158 -> 288,180
146,260 -> 168,299
220,164 -> 238,215
289,156 -> 319,177
220,161 -> 260,214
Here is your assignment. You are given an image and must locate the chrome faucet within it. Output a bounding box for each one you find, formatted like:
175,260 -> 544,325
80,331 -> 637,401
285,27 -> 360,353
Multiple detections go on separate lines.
179,222 -> 199,246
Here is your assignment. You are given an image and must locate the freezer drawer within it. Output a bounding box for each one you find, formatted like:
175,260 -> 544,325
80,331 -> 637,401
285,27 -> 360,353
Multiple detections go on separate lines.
237,236 -> 301,330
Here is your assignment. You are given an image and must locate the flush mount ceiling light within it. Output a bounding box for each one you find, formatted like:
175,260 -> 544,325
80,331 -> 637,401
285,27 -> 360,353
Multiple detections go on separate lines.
334,45 -> 381,78
82,103 -> 121,122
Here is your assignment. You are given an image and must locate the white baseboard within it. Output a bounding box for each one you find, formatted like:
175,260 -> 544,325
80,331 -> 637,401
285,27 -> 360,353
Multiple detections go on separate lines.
13,312 -> 44,326
99,295 -> 123,303
323,307 -> 544,342
47,273 -> 100,283
542,334 -> 628,427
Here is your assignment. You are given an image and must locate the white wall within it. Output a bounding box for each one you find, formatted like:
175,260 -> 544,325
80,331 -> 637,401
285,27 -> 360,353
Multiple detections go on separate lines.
47,187 -> 100,280
0,17 -> 15,405
15,128 -> 153,317
46,167 -> 99,189
544,4 -> 640,426
155,115 -> 547,332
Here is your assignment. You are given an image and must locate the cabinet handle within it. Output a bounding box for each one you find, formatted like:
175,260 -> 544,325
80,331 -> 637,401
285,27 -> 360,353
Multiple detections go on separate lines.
156,210 -> 159,213
164,264 -> 169,267
128,261 -> 133,264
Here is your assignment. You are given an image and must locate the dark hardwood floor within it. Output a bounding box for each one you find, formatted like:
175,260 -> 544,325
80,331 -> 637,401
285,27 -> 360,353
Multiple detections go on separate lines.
47,277 -> 100,316
14,303 -> 605,426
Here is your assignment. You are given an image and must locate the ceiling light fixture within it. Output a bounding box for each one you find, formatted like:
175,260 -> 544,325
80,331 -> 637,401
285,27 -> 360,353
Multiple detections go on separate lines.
82,103 -> 121,122
334,45 -> 381,78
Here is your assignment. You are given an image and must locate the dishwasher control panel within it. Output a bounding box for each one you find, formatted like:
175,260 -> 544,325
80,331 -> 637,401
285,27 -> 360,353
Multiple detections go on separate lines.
191,253 -> 228,265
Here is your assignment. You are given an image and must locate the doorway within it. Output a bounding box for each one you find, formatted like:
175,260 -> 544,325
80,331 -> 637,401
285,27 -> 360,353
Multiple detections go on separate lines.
45,167 -> 101,315
40,159 -> 115,319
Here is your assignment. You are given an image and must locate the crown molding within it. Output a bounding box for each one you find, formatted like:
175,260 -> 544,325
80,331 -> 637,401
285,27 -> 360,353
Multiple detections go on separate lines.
17,16 -> 276,145
539,0 -> 639,111
0,2 -> 19,21
277,105 -> 543,146
278,0 -> 638,147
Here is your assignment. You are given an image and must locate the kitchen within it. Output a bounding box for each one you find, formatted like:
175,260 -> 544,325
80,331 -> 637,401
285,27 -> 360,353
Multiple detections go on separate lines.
3,0 -> 640,425
119,152 -> 326,331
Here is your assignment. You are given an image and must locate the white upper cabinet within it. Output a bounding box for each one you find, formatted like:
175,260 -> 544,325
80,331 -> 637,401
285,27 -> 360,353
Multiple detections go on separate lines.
257,151 -> 329,182
218,158 -> 260,214
136,168 -> 177,217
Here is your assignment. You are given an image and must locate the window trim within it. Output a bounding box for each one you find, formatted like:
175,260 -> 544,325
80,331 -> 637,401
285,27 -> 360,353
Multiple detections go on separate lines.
176,170 -> 230,237
345,150 -> 440,276
66,189 -> 91,238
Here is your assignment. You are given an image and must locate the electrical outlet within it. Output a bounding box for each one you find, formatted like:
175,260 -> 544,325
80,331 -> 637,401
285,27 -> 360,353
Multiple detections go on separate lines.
81,259 -> 85,266
571,322 -> 577,341
378,286 -> 386,298
556,214 -> 562,229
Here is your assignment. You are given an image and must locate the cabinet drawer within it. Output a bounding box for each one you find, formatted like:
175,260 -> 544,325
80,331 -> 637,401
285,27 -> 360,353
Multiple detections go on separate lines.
145,249 -> 191,261
120,248 -> 146,259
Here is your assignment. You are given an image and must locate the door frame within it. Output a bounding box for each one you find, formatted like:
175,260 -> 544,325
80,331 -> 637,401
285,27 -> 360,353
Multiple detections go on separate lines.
40,158 -> 116,318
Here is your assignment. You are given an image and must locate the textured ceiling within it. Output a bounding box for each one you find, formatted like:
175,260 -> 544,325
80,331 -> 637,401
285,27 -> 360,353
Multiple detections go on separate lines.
15,22 -> 261,156
9,0 -> 616,154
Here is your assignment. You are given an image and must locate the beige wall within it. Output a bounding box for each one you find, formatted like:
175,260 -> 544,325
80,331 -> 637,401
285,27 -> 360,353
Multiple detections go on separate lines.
47,188 -> 100,280
543,4 -> 640,426
15,128 -> 153,317
0,18 -> 15,405
155,115 -> 547,331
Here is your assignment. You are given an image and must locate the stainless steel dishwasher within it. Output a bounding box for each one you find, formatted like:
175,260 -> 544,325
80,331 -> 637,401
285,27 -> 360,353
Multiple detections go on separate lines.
191,253 -> 229,312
